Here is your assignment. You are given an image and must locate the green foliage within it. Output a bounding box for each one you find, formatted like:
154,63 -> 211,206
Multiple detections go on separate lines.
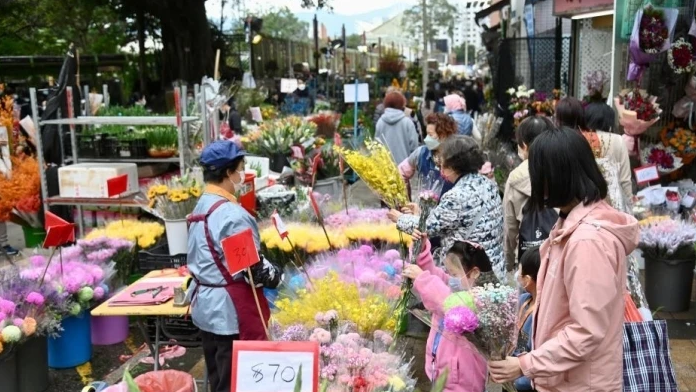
402,0 -> 458,47
236,88 -> 268,117
431,368 -> 449,392
453,44 -> 477,65
257,7 -> 310,41
294,364 -> 303,392
143,126 -> 178,149
97,105 -> 151,117
123,367 -> 141,392
346,34 -> 363,49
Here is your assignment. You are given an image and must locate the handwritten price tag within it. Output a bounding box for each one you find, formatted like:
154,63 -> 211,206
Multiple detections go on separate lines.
231,341 -> 319,392
634,164 -> 659,185
271,211 -> 288,239
221,228 -> 260,275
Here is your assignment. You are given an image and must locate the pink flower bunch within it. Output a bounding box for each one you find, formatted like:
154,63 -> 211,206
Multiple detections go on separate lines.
467,283 -> 519,359
25,292 -> 45,306
443,306 -> 479,334
0,297 -> 16,315
324,208 -> 390,228
276,324 -> 309,341
315,310 -> 339,325
309,327 -> 332,344
373,330 -> 394,346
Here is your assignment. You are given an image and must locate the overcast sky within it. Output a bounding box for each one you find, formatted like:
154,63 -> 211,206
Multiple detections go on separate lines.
205,0 -> 406,17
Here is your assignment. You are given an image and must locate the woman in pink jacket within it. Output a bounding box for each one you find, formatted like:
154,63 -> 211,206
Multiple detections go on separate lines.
402,238 -> 498,392
490,127 -> 639,391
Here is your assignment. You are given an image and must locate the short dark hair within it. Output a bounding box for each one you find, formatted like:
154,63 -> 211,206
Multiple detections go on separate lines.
528,127 -> 607,210
520,246 -> 541,281
516,116 -> 555,147
447,241 -> 494,273
584,102 -> 615,133
439,135 -> 485,176
203,156 -> 245,183
555,97 -> 587,130
383,91 -> 407,110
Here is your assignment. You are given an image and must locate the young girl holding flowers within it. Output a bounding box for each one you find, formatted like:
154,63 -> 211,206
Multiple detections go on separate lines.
402,236 -> 498,392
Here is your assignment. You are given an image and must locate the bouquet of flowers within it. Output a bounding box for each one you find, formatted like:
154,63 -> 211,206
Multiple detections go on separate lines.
12,194 -> 42,229
639,218 -> 696,259
507,85 -> 534,126
583,70 -> 610,103
144,172 -> 202,220
333,140 -> 408,209
243,117 -> 316,157
641,144 -> 683,174
66,237 -> 136,285
615,89 -> 661,156
85,220 -> 165,249
0,157 -> 40,222
628,5 -> 678,81
660,122 -> 696,163
672,76 -> 696,127
442,284 -> 519,391
308,112 -> 340,138
668,38 -> 694,74
292,138 -> 341,186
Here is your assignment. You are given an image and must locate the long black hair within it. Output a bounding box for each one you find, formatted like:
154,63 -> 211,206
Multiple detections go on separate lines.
528,127 -> 607,210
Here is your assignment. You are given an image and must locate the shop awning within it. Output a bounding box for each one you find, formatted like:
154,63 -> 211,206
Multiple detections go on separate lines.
475,0 -> 510,26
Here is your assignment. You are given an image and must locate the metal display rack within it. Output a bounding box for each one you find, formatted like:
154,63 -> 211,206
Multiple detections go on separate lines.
29,85 -> 199,236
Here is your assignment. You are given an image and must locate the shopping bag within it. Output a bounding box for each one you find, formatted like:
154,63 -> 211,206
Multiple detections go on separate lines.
623,320 -> 678,392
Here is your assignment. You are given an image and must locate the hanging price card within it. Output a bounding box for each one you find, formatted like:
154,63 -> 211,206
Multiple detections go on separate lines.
221,228 -> 260,275
231,341 -> 319,392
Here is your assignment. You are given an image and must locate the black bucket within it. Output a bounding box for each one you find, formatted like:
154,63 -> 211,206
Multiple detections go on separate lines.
644,248 -> 696,312
270,153 -> 289,173
17,336 -> 50,392
0,346 -> 18,392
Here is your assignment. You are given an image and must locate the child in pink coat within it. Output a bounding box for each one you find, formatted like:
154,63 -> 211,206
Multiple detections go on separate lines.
402,238 -> 499,392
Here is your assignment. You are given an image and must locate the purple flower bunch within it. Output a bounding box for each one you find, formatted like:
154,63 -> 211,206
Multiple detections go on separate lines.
583,70 -> 609,101
324,208 -> 390,228
639,219 -> 696,257
276,323 -> 309,341
443,306 -> 479,334
469,283 -> 519,360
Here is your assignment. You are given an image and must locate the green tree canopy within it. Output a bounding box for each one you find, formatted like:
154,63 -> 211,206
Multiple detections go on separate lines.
401,0 -> 457,49
257,7 -> 310,41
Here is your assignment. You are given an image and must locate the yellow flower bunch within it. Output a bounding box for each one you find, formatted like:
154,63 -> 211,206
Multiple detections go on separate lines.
145,174 -> 202,220
639,215 -> 671,227
334,140 -> 408,209
273,272 -> 397,334
147,184 -> 168,199
342,223 -> 412,246
261,223 -> 348,254
86,220 -> 164,248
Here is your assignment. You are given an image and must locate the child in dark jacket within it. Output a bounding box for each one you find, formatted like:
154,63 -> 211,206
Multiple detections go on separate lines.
513,246 -> 541,391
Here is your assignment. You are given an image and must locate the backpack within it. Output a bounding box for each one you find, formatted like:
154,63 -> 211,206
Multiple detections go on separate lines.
518,203 -> 558,262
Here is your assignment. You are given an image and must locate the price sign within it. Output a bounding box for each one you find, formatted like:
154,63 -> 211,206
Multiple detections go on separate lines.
271,211 -> 288,239
634,164 -> 659,185
221,228 -> 260,275
106,174 -> 128,197
43,211 -> 75,248
308,189 -> 323,223
290,146 -> 304,159
231,341 -> 319,392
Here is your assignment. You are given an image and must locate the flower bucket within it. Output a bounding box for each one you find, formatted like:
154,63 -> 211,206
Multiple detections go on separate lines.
17,336 -> 49,392
48,312 -> 92,368
270,153 -> 289,173
91,315 -> 129,345
239,173 -> 257,216
644,251 -> 696,312
22,226 -> 46,248
0,346 -> 18,392
164,219 -> 188,256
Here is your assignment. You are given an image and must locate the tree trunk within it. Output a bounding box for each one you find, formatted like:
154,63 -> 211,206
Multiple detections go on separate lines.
137,7 -> 147,95
148,0 -> 213,84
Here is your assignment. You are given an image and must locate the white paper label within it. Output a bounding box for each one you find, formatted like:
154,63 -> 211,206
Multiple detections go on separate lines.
634,165 -> 659,184
235,350 -> 315,392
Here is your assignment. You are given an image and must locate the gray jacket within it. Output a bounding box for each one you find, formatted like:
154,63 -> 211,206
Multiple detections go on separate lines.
374,108 -> 419,164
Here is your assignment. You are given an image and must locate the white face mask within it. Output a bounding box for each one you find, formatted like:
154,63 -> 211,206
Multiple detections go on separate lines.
230,170 -> 245,190
424,135 -> 440,150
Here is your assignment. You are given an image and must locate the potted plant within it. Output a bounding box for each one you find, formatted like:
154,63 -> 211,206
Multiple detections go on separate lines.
144,126 -> 178,158
639,217 -> 696,311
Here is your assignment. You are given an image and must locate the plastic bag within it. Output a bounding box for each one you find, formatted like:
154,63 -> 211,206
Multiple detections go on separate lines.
102,370 -> 196,392
624,293 -> 643,322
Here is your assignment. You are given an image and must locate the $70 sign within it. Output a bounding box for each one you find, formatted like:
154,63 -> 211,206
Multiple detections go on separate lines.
231,341 -> 319,392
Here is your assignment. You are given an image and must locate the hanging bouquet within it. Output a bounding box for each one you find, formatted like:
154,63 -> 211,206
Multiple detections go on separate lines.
641,144 -> 683,174
639,218 -> 696,259
243,116 -> 316,157
333,140 -> 408,209
143,172 -> 202,220
660,122 -> 696,163
442,284 -> 519,391
583,70 -> 610,103
668,38 -> 694,74
615,89 -> 661,156
12,194 -> 42,229
507,85 -> 534,126
628,5 -> 678,81
85,220 -> 165,249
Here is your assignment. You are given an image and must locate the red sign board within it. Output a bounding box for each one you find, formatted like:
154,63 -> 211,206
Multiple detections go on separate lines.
221,228 -> 260,276
553,0 -> 612,17
106,174 -> 128,197
43,211 -> 75,248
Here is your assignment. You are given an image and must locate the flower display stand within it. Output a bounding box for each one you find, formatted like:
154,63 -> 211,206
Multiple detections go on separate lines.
22,226 -> 46,248
91,315 -> 129,345
164,219 -> 188,256
644,248 -> 696,312
48,312 -> 92,368
17,336 -> 49,392
0,346 -> 19,392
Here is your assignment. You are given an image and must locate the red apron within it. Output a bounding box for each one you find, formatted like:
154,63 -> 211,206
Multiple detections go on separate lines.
187,199 -> 270,340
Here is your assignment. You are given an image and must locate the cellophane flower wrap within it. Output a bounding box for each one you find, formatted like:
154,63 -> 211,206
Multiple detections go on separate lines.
628,5 -> 678,81
143,171 -> 202,220
641,144 -> 682,174
333,140 -> 408,209
672,76 -> 696,127
615,89 -> 661,156
12,194 -> 42,229
394,174 -> 443,334
639,218 -> 696,259
442,284 -> 519,391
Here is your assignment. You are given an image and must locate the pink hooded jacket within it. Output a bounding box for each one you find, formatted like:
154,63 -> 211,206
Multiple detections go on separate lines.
519,200 -> 639,392
412,240 -> 487,392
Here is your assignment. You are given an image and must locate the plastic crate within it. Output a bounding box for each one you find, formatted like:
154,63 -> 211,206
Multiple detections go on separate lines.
137,243 -> 187,273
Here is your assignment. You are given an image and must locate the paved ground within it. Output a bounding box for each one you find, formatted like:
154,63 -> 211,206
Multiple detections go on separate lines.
4,180 -> 696,390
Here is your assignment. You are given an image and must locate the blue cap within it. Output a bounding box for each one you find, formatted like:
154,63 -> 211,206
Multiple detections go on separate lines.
199,141 -> 247,170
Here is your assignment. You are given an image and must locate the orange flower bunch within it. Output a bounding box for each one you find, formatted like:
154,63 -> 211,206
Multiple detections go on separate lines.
0,157 -> 40,221
0,96 -> 14,150
16,194 -> 40,213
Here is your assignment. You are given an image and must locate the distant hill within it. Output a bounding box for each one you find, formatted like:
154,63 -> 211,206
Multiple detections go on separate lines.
296,4 -> 412,37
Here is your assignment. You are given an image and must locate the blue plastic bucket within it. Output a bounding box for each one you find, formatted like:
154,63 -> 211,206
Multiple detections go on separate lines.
263,288 -> 279,309
48,312 -> 92,368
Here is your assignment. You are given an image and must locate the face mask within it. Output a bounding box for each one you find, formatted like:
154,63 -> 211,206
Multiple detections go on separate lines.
448,276 -> 464,292
424,135 -> 440,150
230,170 -> 245,190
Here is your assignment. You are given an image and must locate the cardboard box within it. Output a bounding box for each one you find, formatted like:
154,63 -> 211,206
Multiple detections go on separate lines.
58,163 -> 140,198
